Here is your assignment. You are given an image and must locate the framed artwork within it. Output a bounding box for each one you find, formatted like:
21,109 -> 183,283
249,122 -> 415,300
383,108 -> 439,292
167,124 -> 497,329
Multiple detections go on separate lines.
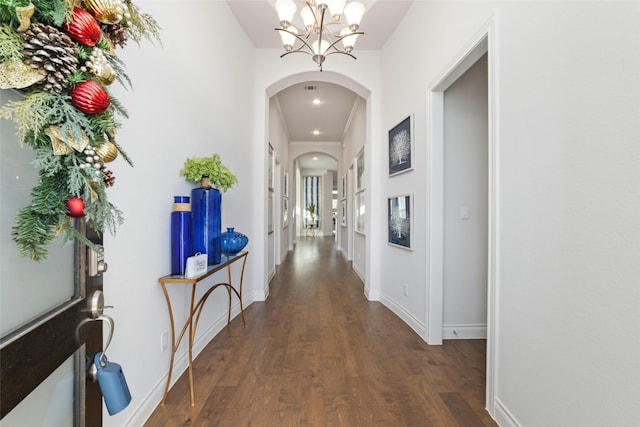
268,144 -> 274,190
356,149 -> 365,191
283,172 -> 288,197
283,196 -> 288,227
355,191 -> 365,234
341,174 -> 346,198
387,194 -> 413,250
388,115 -> 414,176
268,190 -> 274,234
341,199 -> 346,227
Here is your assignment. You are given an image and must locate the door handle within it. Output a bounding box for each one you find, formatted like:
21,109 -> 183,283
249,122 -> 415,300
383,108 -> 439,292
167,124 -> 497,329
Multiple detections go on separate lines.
86,289 -> 113,319
85,314 -> 114,383
77,291 -> 115,382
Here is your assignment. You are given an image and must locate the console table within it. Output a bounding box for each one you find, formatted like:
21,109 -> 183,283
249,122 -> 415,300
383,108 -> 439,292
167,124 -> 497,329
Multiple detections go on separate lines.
158,251 -> 248,406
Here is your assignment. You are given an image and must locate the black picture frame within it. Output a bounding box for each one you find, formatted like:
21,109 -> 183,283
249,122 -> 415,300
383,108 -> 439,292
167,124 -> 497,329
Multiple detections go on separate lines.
388,115 -> 413,176
387,195 -> 412,250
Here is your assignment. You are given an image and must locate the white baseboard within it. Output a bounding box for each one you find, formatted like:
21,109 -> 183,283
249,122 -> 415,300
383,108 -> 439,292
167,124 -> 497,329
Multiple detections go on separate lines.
123,297 -> 253,427
353,263 -> 365,284
280,249 -> 290,264
442,324 -> 487,339
379,293 -> 426,339
364,286 -> 380,301
494,398 -> 520,427
253,286 -> 268,301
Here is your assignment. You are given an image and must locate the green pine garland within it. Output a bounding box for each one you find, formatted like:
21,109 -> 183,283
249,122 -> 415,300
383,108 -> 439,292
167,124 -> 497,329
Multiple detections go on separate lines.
0,1 -> 160,260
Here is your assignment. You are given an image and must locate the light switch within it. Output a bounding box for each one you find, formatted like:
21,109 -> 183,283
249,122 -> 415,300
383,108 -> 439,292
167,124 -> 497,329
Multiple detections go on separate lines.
460,206 -> 470,220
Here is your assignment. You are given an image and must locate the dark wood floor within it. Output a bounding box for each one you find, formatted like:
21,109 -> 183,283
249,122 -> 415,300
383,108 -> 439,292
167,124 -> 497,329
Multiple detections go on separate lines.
145,237 -> 497,426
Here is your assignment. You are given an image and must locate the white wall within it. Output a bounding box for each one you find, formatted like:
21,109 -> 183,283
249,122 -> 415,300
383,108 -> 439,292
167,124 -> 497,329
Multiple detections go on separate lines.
442,54 -> 488,339
341,98 -> 366,260
103,2 -> 256,425
381,1 -> 640,426
269,97 -> 292,259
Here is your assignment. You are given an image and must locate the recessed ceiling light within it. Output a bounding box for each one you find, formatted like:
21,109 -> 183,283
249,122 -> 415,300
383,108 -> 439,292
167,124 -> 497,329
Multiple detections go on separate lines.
313,157 -> 318,160
313,130 -> 320,135
312,98 -> 321,105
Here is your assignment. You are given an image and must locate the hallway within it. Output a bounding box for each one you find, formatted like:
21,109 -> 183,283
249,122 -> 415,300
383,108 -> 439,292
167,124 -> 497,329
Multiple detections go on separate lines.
145,237 -> 496,426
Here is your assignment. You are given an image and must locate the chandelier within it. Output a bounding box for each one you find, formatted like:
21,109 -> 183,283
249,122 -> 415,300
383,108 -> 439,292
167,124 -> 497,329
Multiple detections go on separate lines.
274,0 -> 365,71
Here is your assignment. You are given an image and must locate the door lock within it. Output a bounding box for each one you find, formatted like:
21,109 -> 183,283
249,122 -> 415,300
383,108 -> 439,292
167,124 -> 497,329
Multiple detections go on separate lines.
88,245 -> 107,277
86,290 -> 113,319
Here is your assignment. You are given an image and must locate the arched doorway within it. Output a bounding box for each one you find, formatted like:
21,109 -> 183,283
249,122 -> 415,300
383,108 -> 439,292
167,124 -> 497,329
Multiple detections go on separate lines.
263,72 -> 371,295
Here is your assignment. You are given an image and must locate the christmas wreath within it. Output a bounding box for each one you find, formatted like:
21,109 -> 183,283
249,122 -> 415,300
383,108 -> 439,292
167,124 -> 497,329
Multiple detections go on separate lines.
0,0 -> 160,260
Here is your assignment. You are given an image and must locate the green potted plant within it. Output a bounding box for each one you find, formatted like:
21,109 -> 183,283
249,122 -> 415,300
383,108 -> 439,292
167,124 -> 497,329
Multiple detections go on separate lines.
307,203 -> 316,227
179,154 -> 237,265
179,153 -> 238,192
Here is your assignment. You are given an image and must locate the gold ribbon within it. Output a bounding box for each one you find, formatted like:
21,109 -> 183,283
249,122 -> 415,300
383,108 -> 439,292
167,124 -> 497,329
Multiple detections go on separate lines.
0,58 -> 45,89
15,3 -> 34,32
88,183 -> 99,203
45,126 -> 89,155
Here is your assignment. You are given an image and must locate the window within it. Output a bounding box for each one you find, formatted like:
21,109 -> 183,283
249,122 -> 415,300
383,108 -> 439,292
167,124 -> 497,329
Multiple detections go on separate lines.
304,176 -> 320,228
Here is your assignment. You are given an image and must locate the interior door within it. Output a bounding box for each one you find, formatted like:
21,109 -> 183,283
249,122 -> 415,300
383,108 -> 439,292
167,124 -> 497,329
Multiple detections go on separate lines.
0,89 -> 104,426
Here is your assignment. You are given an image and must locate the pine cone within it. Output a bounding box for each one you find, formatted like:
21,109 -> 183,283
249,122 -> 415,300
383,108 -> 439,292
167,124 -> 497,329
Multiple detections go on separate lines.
103,169 -> 116,187
101,24 -> 128,49
22,23 -> 79,93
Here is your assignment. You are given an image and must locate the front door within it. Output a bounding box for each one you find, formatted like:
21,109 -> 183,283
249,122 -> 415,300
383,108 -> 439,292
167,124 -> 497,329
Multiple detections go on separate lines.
0,89 -> 104,426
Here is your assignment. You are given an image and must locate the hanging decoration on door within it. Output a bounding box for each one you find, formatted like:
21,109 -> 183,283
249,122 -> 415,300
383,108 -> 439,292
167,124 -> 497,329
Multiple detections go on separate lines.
0,0 -> 161,260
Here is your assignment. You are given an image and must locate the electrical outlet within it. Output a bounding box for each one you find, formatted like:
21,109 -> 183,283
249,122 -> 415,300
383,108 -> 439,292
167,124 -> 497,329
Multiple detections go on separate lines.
403,283 -> 409,297
160,331 -> 168,352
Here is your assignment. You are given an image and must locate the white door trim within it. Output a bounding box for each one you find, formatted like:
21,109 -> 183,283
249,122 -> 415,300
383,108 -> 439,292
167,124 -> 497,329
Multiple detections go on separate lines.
425,12 -> 500,417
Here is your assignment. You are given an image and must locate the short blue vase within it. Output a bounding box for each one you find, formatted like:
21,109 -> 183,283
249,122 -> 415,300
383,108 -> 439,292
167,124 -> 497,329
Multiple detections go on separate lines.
190,176 -> 221,265
220,227 -> 248,256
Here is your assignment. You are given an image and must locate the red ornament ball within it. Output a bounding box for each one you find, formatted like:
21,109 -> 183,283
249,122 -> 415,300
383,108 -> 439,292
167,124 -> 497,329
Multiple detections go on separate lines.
64,7 -> 102,46
70,81 -> 110,114
67,197 -> 86,217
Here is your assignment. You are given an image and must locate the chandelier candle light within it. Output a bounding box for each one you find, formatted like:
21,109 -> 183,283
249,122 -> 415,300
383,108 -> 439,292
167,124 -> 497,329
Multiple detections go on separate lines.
275,0 -> 365,71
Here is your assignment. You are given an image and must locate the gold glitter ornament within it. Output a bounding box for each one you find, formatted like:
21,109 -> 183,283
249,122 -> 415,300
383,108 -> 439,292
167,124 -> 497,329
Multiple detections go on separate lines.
83,0 -> 126,24
96,141 -> 118,162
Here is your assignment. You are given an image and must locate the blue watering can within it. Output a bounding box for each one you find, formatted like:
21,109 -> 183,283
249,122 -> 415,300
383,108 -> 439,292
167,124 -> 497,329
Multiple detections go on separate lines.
94,351 -> 131,415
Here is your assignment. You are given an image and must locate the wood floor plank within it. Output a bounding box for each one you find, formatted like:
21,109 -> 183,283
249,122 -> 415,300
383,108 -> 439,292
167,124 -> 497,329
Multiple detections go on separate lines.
144,237 -> 496,426
440,391 -> 486,427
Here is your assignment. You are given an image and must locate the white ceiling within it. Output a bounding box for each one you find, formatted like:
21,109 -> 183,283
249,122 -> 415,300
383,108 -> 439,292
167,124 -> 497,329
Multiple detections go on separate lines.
297,152 -> 338,170
275,81 -> 359,142
227,0 -> 412,170
226,0 -> 413,50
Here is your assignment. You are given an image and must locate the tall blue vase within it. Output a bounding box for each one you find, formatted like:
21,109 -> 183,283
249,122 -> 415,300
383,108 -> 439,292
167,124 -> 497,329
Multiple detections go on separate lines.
171,196 -> 192,275
190,176 -> 221,265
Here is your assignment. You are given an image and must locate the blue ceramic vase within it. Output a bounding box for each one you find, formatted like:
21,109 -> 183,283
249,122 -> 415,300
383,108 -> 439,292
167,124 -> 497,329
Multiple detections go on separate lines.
191,176 -> 221,265
171,196 -> 191,275
220,227 -> 248,256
